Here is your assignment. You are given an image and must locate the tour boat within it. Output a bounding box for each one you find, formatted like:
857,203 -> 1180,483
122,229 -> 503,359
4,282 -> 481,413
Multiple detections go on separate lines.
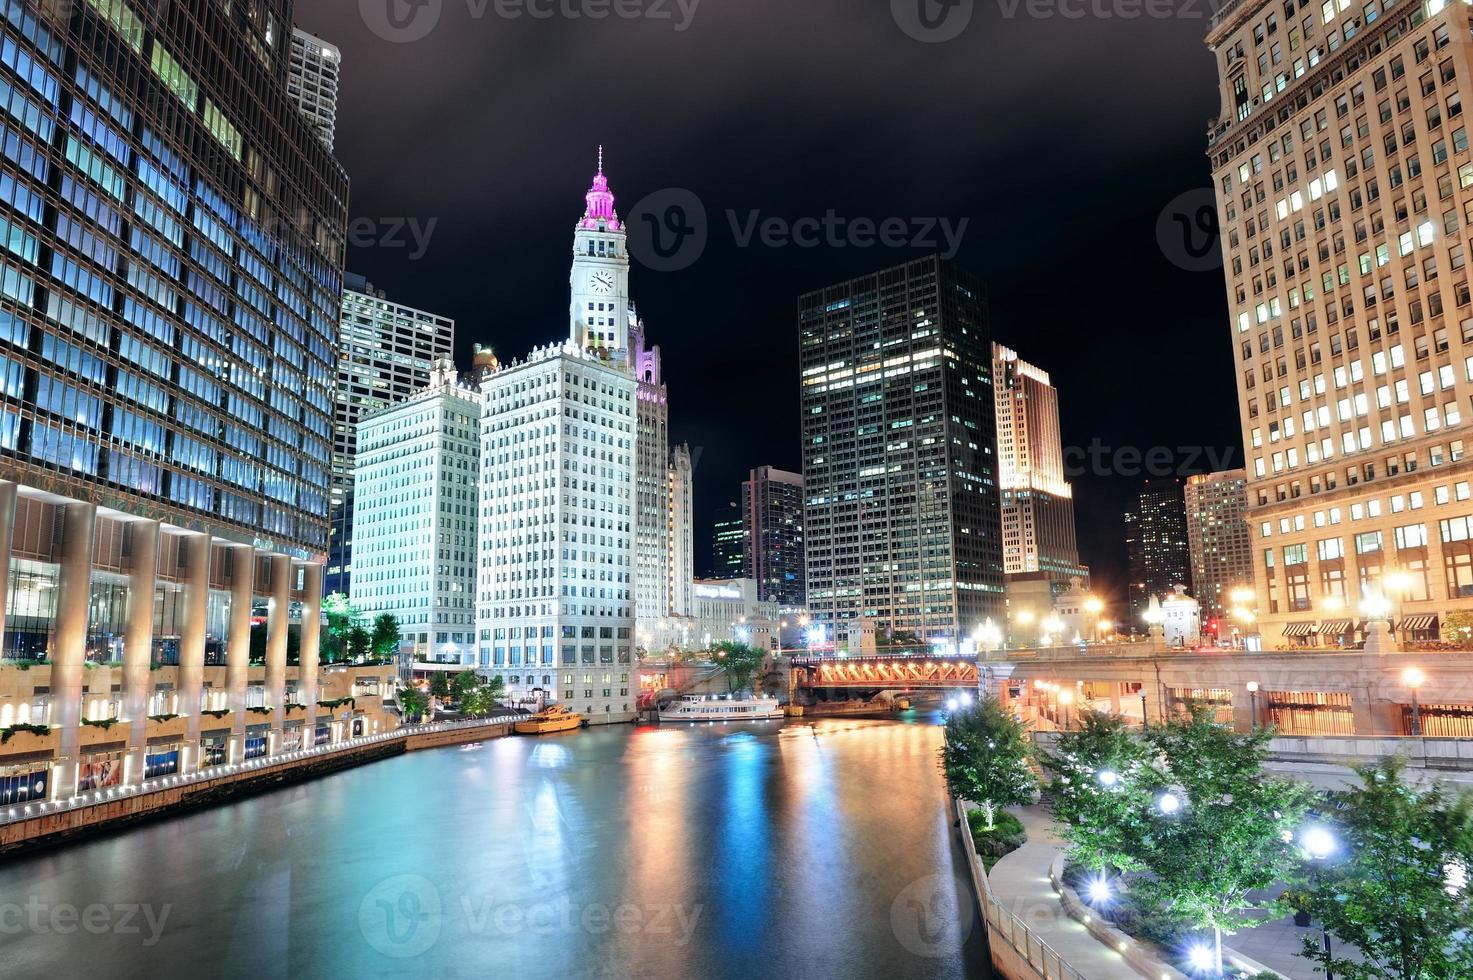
658,694 -> 785,723
514,704 -> 585,735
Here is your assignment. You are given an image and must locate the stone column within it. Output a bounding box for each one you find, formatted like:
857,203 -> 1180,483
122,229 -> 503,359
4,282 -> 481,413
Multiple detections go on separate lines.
178,533 -> 210,772
51,501 -> 96,800
226,545 -> 254,757
264,554 -> 291,743
0,481 -> 17,645
297,561 -> 324,748
122,520 -> 159,785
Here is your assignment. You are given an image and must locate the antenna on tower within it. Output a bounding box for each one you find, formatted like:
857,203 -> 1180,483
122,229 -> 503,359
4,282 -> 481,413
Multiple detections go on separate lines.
597,144 -> 604,175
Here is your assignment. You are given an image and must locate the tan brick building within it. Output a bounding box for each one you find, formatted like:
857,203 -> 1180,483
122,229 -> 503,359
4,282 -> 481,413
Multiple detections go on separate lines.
1208,0 -> 1473,648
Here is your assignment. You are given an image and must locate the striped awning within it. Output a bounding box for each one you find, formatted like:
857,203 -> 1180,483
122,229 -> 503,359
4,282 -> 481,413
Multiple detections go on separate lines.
1400,614 -> 1440,632
1282,622 -> 1318,637
1319,620 -> 1352,635
1355,619 -> 1398,633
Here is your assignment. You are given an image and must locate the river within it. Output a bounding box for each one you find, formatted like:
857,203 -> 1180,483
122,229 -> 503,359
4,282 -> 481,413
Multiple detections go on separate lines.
0,716 -> 991,979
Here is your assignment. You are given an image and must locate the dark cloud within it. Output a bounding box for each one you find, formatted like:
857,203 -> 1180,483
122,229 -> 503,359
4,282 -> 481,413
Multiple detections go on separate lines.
297,0 -> 1238,600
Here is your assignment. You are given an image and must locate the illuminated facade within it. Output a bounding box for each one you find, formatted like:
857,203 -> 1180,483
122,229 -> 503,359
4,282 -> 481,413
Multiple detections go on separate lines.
800,257 -> 1005,644
1125,479 -> 1192,627
709,501 -> 746,579
349,359 -> 480,668
0,0 -> 356,800
743,465 -> 805,606
326,276 -> 454,597
1185,469 -> 1254,619
1207,0 -> 1473,645
992,343 -> 1089,592
287,26 -> 339,153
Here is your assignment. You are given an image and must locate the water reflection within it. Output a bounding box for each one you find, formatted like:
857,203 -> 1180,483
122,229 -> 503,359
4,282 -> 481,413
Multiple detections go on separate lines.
0,718 -> 989,980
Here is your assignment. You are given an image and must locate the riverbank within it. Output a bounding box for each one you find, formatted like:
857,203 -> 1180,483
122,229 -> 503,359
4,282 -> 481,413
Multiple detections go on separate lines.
0,716 -> 516,858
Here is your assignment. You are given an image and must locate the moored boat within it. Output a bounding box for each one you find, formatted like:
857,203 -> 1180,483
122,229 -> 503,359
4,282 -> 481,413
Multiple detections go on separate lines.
658,694 -> 785,723
514,704 -> 584,734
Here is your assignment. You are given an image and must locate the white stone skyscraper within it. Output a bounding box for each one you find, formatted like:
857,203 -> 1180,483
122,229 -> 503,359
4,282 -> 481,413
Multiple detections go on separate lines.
350,359 -> 481,668
669,445 -> 696,619
477,151 -> 684,722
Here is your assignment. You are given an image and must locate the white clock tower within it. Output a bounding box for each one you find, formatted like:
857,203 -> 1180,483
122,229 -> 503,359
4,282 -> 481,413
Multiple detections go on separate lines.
570,147 -> 631,355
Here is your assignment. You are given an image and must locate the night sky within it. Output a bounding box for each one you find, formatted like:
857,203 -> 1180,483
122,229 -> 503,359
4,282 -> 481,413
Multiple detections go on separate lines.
299,0 -> 1241,606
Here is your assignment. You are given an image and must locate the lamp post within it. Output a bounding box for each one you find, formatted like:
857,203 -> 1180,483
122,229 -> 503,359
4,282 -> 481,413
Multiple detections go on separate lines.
1057,689 -> 1074,731
1402,666 -> 1426,735
1229,585 -> 1256,650
1140,689 -> 1148,730
1246,681 -> 1260,730
1301,824 -> 1338,980
1084,596 -> 1104,642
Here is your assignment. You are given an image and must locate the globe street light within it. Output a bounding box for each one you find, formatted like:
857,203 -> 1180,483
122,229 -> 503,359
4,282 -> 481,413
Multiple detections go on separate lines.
1057,688 -> 1074,730
1246,681 -> 1260,730
1301,824 -> 1339,980
1402,666 -> 1426,735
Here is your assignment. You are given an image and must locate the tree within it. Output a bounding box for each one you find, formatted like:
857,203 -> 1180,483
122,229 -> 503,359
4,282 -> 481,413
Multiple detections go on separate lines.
710,641 -> 766,694
429,671 -> 452,700
1293,759 -> 1473,980
940,696 -> 1037,830
1441,610 -> 1473,647
1128,707 -> 1317,975
321,592 -> 362,664
397,686 -> 429,723
451,670 -> 481,703
348,625 -> 371,661
1039,708 -> 1155,874
483,674 -> 506,702
370,614 -> 402,660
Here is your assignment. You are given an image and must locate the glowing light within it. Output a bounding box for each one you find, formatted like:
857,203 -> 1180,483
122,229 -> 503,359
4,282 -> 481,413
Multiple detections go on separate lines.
1187,944 -> 1215,972
1360,594 -> 1391,619
946,697 -> 959,711
1087,877 -> 1113,905
1301,824 -> 1336,861
1157,792 -> 1181,815
1097,770 -> 1120,788
1402,667 -> 1426,689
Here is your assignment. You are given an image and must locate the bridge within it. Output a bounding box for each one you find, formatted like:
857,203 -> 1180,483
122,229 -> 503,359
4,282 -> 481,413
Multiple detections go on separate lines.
788,654 -> 981,693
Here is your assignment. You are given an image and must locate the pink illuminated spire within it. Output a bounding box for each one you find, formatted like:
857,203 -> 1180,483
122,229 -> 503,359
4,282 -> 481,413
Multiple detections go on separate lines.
580,145 -> 621,230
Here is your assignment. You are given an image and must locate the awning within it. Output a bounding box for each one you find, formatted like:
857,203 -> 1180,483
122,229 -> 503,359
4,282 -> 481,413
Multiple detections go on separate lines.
1354,619 -> 1398,633
1400,614 -> 1440,632
1282,622 -> 1318,637
1319,620 -> 1352,635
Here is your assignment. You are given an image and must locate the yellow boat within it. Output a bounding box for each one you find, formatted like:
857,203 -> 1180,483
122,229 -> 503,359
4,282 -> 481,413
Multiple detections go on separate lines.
514,704 -> 584,735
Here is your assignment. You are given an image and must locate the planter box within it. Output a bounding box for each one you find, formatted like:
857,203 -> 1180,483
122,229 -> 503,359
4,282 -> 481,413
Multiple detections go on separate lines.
0,727 -> 58,755
146,716 -> 189,740
79,721 -> 127,747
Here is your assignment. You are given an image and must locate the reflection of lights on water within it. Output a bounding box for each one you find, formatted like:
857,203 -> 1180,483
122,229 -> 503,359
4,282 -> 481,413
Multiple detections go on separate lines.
530,743 -> 570,769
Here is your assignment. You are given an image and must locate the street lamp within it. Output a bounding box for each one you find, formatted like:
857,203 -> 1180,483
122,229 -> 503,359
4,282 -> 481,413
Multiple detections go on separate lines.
1084,596 -> 1104,642
1246,681 -> 1260,730
1402,666 -> 1426,735
1301,824 -> 1339,980
1057,688 -> 1074,730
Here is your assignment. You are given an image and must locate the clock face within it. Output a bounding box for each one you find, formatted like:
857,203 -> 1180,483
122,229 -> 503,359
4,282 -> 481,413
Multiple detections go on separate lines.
591,271 -> 614,294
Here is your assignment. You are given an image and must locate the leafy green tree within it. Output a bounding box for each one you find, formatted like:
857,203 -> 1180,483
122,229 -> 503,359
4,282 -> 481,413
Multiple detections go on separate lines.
321,592 -> 362,664
451,670 -> 480,702
397,686 -> 429,723
1441,610 -> 1473,646
429,671 -> 452,700
940,696 -> 1036,830
370,614 -> 402,659
483,674 -> 506,702
711,641 -> 766,694
1039,708 -> 1156,874
1293,759 -> 1473,980
347,625 -> 371,662
1129,707 -> 1317,975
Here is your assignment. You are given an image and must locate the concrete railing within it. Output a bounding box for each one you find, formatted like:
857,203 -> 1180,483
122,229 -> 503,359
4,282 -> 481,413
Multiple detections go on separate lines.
953,798 -> 1086,980
1267,734 -> 1473,769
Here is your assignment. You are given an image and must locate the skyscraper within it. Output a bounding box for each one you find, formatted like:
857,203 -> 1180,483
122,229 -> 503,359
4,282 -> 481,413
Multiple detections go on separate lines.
0,0 -> 347,796
1207,0 -> 1473,644
631,321 -> 671,630
668,444 -> 695,619
742,465 -> 805,606
1185,470 -> 1254,620
800,257 -> 1004,645
327,276 -> 454,597
992,343 -> 1089,591
710,502 -> 747,580
287,27 -> 340,153
350,359 -> 480,668
477,152 -> 673,723
1125,479 -> 1192,628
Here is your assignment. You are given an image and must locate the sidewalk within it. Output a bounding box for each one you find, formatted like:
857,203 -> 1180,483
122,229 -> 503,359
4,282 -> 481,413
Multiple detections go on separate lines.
985,805 -> 1142,980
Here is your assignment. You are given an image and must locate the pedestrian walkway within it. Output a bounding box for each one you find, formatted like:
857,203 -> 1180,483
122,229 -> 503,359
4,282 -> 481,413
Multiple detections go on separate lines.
984,805 -> 1142,980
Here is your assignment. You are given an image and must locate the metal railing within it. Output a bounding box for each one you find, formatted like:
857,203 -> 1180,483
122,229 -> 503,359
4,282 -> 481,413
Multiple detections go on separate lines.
954,799 -> 1085,980
0,712 -> 520,828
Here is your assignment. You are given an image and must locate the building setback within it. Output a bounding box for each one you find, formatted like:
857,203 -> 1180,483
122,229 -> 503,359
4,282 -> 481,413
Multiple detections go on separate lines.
327,277 -> 454,597
1185,469 -> 1254,620
800,256 -> 1004,645
992,343 -> 1089,592
1125,479 -> 1192,628
669,444 -> 695,618
349,359 -> 480,668
1207,0 -> 1473,647
287,26 -> 340,153
743,465 -> 806,607
0,0 -> 350,798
